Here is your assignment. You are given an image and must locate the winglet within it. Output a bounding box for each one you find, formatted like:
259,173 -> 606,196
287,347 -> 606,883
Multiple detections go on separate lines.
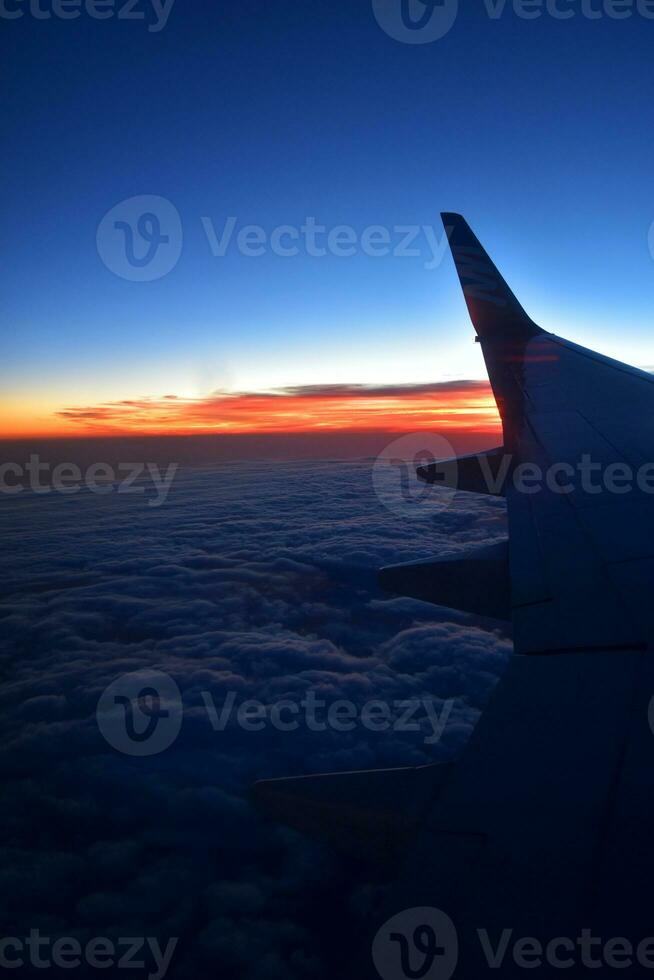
441,213 -> 542,340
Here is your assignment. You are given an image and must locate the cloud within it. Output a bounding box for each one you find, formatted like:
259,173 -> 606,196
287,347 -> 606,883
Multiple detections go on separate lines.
0,458 -> 510,978
53,380 -> 499,438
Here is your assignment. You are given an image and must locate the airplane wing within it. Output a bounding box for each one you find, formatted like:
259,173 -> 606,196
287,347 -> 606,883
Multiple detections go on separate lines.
438,212 -> 654,656
256,216 -> 654,978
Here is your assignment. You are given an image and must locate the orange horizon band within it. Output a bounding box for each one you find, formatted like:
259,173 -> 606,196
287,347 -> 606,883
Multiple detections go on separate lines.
0,385 -> 500,440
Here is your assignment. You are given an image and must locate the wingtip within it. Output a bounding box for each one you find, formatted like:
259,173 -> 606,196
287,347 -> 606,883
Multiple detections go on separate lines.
440,211 -> 464,225
439,213 -> 542,338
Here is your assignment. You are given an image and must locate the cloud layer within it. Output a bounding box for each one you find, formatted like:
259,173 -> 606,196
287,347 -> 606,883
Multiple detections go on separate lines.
0,459 -> 510,978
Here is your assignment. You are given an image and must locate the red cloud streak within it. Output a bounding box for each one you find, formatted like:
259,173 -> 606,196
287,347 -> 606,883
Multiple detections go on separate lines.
54,381 -> 500,437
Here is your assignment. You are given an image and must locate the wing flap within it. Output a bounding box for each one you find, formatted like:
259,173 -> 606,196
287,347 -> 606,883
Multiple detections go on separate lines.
253,764 -> 453,866
379,541 -> 510,620
417,446 -> 509,496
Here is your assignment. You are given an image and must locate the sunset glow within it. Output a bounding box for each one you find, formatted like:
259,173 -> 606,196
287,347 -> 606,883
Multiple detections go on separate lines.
8,381 -> 502,439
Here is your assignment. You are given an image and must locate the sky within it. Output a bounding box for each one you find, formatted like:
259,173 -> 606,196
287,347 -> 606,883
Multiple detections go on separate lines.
5,0 -> 654,440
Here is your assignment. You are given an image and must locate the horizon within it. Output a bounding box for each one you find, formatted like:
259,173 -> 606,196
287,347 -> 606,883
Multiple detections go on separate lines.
2,377 -> 500,442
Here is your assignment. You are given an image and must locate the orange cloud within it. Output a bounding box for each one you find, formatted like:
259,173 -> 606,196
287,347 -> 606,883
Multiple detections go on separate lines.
51,382 -> 500,437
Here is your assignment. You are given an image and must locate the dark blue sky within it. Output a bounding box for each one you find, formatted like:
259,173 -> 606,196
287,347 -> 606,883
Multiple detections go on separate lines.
5,0 -> 654,432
